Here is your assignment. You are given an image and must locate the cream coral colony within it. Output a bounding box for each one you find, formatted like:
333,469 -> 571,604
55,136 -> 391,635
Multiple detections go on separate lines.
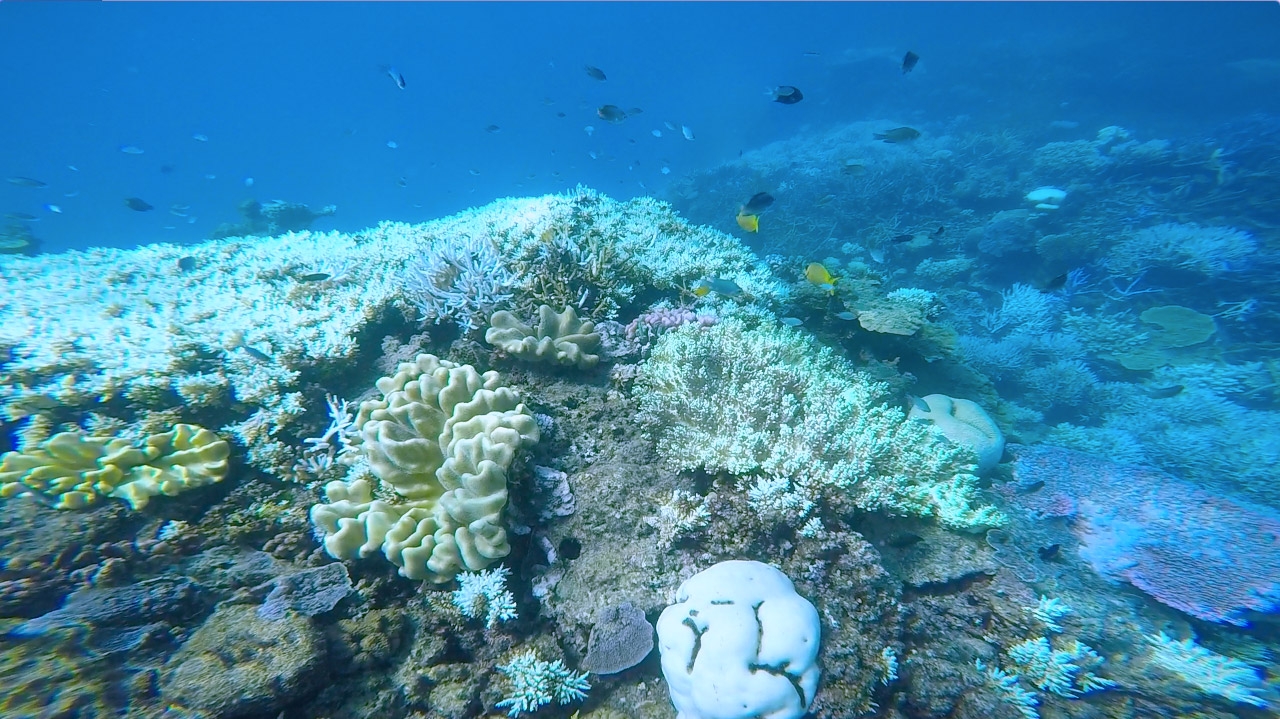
309,354 -> 539,583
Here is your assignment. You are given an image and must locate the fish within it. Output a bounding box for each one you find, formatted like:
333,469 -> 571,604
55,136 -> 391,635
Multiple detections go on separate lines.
802,50 -> 821,57
597,105 -> 628,124
651,129 -> 662,137
1018,480 -> 1046,494
815,193 -> 837,207
626,107 -> 644,116
691,277 -> 744,298
123,197 -> 154,212
485,125 -> 501,134
177,256 -> 197,272
873,127 -> 921,143
386,140 -> 398,149
397,177 -> 409,187
841,158 -> 866,175
381,65 -> 406,89
805,262 -> 838,292
297,272 -> 331,283
902,51 -> 920,73
556,112 -> 566,118
43,203 -> 61,214
735,213 -> 759,233
834,311 -> 856,321
192,133 -> 209,142
886,532 -> 924,548
227,334 -> 271,362
1041,273 -> 1069,292
1145,384 -> 1184,399
930,225 -> 945,238
6,176 -> 47,188
868,247 -> 886,263
159,164 -> 175,174
5,212 -> 37,221
244,177 -> 254,187
909,395 -> 932,413
780,317 -> 803,327
584,65 -> 607,81
469,169 -> 481,176
1037,543 -> 1061,561
681,125 -> 695,141
664,121 -> 677,131
584,125 -> 595,136
118,144 -> 145,154
741,192 -> 775,214
890,233 -> 914,244
661,166 -> 670,175
768,85 -> 804,104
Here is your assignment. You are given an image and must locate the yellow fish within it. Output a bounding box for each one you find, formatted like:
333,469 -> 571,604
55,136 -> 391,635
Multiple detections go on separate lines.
805,262 -> 838,293
735,212 -> 759,233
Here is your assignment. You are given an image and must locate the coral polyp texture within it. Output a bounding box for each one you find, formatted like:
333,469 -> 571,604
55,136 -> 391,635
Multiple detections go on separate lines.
309,353 -> 539,583
634,318 -> 1004,530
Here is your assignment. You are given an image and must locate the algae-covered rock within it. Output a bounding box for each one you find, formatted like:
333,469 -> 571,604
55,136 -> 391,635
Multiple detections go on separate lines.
161,604 -> 325,718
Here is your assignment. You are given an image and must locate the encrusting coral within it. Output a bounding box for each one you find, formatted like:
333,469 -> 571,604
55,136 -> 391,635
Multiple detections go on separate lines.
485,305 -> 602,370
309,354 -> 539,583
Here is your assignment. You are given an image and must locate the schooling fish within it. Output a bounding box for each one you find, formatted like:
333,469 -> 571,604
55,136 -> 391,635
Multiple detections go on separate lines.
768,85 -> 804,104
584,65 -> 607,81
735,213 -> 759,233
380,65 -> 406,89
691,277 -> 744,298
891,233 -> 915,244
804,262 -> 838,293
6,176 -> 47,188
902,51 -> 920,74
740,192 -> 775,214
297,272 -> 331,283
1041,273 -> 1069,292
874,127 -> 921,143
1145,384 -> 1185,399
597,105 -> 628,124
123,197 -> 154,212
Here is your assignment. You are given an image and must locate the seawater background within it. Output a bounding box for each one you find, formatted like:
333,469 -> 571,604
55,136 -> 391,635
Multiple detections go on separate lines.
2,2 -> 1278,253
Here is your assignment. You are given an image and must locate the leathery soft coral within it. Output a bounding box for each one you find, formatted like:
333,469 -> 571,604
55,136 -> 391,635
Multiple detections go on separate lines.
634,318 -> 1003,531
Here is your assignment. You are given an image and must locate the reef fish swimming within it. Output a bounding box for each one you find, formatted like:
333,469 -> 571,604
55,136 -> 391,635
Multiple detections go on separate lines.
902,50 -> 920,73
124,197 -> 154,212
874,127 -> 921,143
768,85 -> 804,104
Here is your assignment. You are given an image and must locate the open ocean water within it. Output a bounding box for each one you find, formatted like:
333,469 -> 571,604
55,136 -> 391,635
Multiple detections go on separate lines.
2,3 -> 1280,719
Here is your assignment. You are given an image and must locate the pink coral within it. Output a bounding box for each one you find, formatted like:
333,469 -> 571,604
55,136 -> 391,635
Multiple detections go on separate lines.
1006,444 -> 1280,626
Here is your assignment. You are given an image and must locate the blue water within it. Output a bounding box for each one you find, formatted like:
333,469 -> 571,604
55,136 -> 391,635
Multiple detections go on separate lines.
4,2 -> 1277,253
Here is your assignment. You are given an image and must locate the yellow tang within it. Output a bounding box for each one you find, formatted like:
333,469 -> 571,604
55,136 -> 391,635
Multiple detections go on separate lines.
805,262 -> 838,293
735,212 -> 759,233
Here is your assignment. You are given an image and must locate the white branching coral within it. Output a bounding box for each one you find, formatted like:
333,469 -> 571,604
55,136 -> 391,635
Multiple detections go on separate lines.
403,230 -> 517,331
644,489 -> 711,546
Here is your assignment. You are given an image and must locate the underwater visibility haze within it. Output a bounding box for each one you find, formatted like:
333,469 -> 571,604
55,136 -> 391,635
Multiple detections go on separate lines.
2,2 -> 1280,718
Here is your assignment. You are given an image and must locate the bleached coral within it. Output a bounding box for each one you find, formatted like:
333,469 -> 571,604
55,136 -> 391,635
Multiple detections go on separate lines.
452,566 -> 519,628
635,319 -> 1003,530
1147,632 -> 1273,708
1107,223 -> 1257,276
402,227 -> 517,331
495,650 -> 590,717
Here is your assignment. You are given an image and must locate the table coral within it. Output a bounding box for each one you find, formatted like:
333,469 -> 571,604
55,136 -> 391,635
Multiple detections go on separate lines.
1005,444 -> 1280,625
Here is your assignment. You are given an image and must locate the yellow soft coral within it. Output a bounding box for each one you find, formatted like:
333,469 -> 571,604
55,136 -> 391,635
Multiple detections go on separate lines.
310,354 -> 539,582
0,424 -> 230,510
